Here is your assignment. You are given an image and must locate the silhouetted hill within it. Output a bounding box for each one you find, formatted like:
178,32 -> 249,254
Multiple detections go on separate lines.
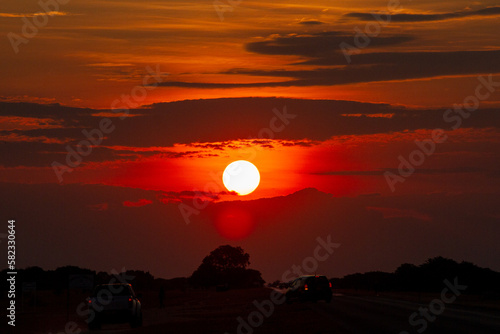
2,182 -> 499,281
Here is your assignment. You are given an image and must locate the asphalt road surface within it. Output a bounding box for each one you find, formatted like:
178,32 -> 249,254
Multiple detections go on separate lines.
78,291 -> 500,334
4,289 -> 500,334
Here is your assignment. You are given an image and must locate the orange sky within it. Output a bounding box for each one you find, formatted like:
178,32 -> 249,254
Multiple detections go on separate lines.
1,0 -> 499,108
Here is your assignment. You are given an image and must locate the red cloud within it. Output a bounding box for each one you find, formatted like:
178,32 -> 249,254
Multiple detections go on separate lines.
123,199 -> 153,207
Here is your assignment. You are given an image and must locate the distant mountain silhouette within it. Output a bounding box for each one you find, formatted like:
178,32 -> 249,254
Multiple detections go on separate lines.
2,182 -> 500,281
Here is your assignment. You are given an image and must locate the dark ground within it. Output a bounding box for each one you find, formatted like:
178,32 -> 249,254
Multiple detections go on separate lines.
2,288 -> 500,334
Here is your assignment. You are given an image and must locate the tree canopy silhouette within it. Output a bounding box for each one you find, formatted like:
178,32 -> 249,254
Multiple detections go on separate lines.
331,256 -> 500,294
202,245 -> 250,271
190,245 -> 263,289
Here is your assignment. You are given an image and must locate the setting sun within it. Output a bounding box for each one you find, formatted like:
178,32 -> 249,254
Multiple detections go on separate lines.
1,1 -> 499,331
222,160 -> 260,196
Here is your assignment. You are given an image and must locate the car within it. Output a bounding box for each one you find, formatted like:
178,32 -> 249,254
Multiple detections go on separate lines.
87,283 -> 142,330
285,275 -> 332,304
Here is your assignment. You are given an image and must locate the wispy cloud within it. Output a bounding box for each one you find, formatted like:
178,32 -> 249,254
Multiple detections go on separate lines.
0,133 -> 69,144
341,113 -> 395,119
157,190 -> 234,204
311,167 -> 483,176
298,18 -> 324,25
0,116 -> 64,131
345,6 -> 500,23
0,11 -> 69,18
123,199 -> 153,207
157,49 -> 500,88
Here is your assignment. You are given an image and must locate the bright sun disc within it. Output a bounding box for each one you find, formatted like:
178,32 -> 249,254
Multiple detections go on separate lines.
222,160 -> 260,196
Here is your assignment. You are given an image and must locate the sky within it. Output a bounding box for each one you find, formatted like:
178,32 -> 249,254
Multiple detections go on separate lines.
0,0 -> 499,281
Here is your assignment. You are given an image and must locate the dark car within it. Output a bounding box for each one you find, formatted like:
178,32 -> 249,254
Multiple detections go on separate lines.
87,283 -> 142,330
285,275 -> 332,303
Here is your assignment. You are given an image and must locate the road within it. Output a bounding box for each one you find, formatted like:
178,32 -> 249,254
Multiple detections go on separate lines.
4,289 -> 500,333
299,294 -> 500,334
78,290 -> 500,334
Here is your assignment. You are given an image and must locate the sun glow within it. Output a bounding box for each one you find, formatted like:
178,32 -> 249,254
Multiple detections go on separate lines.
222,160 -> 260,196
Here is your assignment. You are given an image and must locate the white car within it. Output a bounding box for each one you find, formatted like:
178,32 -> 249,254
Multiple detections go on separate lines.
87,283 -> 142,330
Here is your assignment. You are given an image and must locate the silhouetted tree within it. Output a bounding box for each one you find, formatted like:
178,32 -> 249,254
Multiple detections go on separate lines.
330,257 -> 500,295
124,270 -> 155,290
190,261 -> 219,287
189,245 -> 262,289
201,245 -> 250,271
268,280 -> 281,288
394,263 -> 420,291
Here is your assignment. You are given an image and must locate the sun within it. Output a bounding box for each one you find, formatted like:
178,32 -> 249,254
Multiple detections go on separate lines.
222,160 -> 260,196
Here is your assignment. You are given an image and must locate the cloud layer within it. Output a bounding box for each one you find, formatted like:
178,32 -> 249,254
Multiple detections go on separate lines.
345,6 -> 500,22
